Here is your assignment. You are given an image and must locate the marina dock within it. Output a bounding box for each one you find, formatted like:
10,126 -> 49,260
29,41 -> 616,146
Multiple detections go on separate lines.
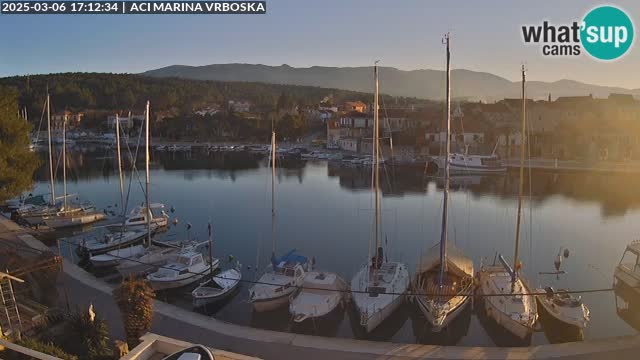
504,158 -> 640,173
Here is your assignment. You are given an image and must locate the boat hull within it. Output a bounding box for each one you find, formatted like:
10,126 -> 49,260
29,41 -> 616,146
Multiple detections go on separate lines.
477,269 -> 536,341
251,289 -> 296,313
415,294 -> 471,332
46,212 -> 105,229
149,270 -> 209,291
355,292 -> 405,333
536,295 -> 586,342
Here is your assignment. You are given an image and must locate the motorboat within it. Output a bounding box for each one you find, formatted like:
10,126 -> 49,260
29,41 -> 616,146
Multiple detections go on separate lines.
147,250 -> 219,291
248,249 -> 308,312
535,287 -> 590,340
614,240 -> 640,298
192,267 -> 242,307
161,345 -> 214,360
434,153 -> 506,173
289,271 -> 348,323
116,245 -> 185,277
77,229 -> 146,256
413,244 -> 474,331
477,255 -> 538,340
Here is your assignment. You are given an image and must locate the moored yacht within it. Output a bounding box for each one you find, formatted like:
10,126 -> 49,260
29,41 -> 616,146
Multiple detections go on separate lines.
351,249 -> 410,333
78,229 -> 146,256
351,63 -> 409,333
248,249 -> 308,312
476,66 -> 537,342
413,34 -> 475,333
147,250 -> 219,291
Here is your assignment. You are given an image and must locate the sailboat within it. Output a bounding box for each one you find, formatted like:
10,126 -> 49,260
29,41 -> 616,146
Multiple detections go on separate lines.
42,95 -> 105,229
413,34 -> 474,332
350,62 -> 410,333
16,94 -> 86,225
476,65 -> 537,341
248,132 -> 309,312
96,102 -> 177,272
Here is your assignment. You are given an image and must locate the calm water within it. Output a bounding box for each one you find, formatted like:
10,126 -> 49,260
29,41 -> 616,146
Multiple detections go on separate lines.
29,148 -> 640,346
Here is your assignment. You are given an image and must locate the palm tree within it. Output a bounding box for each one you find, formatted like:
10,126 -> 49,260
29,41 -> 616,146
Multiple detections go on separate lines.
112,276 -> 155,349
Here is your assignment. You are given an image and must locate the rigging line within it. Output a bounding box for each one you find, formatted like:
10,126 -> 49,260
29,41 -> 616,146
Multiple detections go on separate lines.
49,235 -> 640,298
33,98 -> 47,144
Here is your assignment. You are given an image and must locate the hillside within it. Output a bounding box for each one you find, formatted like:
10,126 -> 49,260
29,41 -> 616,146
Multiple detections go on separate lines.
143,63 -> 640,101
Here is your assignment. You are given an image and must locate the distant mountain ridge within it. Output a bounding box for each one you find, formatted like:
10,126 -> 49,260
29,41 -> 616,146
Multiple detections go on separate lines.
142,63 -> 640,101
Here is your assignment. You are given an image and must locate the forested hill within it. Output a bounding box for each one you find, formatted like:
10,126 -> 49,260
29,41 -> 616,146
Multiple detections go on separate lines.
0,73 -> 422,115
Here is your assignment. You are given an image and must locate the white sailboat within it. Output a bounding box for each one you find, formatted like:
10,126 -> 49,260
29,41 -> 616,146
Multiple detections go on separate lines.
350,62 -> 410,333
248,132 -> 309,312
103,102 -> 175,271
476,66 -> 537,341
413,34 -> 474,332
43,100 -> 105,229
17,95 -> 84,225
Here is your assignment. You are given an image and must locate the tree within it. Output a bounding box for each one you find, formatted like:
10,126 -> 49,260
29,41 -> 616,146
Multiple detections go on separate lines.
60,306 -> 111,360
0,86 -> 40,202
112,276 -> 155,349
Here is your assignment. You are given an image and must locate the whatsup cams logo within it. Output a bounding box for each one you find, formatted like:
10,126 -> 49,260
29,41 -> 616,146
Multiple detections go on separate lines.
522,5 -> 634,60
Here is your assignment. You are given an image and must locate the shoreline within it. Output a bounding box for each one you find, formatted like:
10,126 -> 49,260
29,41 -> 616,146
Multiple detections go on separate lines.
1,216 -> 639,359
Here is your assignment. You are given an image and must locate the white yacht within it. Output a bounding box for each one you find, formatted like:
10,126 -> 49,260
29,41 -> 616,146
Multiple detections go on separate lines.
351,256 -> 409,333
78,229 -> 146,256
476,67 -> 537,341
435,153 -> 506,173
89,244 -> 146,268
290,271 -> 348,323
117,245 -> 186,277
147,250 -> 219,291
351,63 -> 410,333
248,250 -> 308,312
477,257 -> 538,340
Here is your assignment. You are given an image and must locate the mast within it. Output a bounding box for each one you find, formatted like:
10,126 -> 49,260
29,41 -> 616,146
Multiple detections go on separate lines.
62,116 -> 67,211
208,222 -> 214,276
46,93 -> 55,205
115,114 -> 125,214
271,130 -> 276,256
513,65 -> 527,283
372,61 -> 381,278
145,101 -> 151,247
438,33 -> 451,288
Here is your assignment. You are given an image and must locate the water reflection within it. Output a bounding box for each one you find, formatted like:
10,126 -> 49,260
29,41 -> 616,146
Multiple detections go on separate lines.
32,150 -> 640,217
24,149 -> 640,346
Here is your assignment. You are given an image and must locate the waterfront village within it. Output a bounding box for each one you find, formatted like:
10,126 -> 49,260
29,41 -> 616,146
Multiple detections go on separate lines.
41,92 -> 640,163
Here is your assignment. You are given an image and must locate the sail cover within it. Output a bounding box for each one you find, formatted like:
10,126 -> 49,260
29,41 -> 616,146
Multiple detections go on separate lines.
418,243 -> 474,278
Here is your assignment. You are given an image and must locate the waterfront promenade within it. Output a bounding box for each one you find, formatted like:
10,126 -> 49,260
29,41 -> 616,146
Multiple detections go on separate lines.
1,216 -> 640,359
504,158 -> 640,173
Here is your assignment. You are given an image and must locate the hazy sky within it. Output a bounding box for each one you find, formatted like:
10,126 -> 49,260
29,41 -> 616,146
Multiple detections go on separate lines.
1,0 -> 639,88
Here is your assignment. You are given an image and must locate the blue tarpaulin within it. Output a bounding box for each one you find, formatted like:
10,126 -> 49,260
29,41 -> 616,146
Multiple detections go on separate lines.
271,249 -> 308,268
